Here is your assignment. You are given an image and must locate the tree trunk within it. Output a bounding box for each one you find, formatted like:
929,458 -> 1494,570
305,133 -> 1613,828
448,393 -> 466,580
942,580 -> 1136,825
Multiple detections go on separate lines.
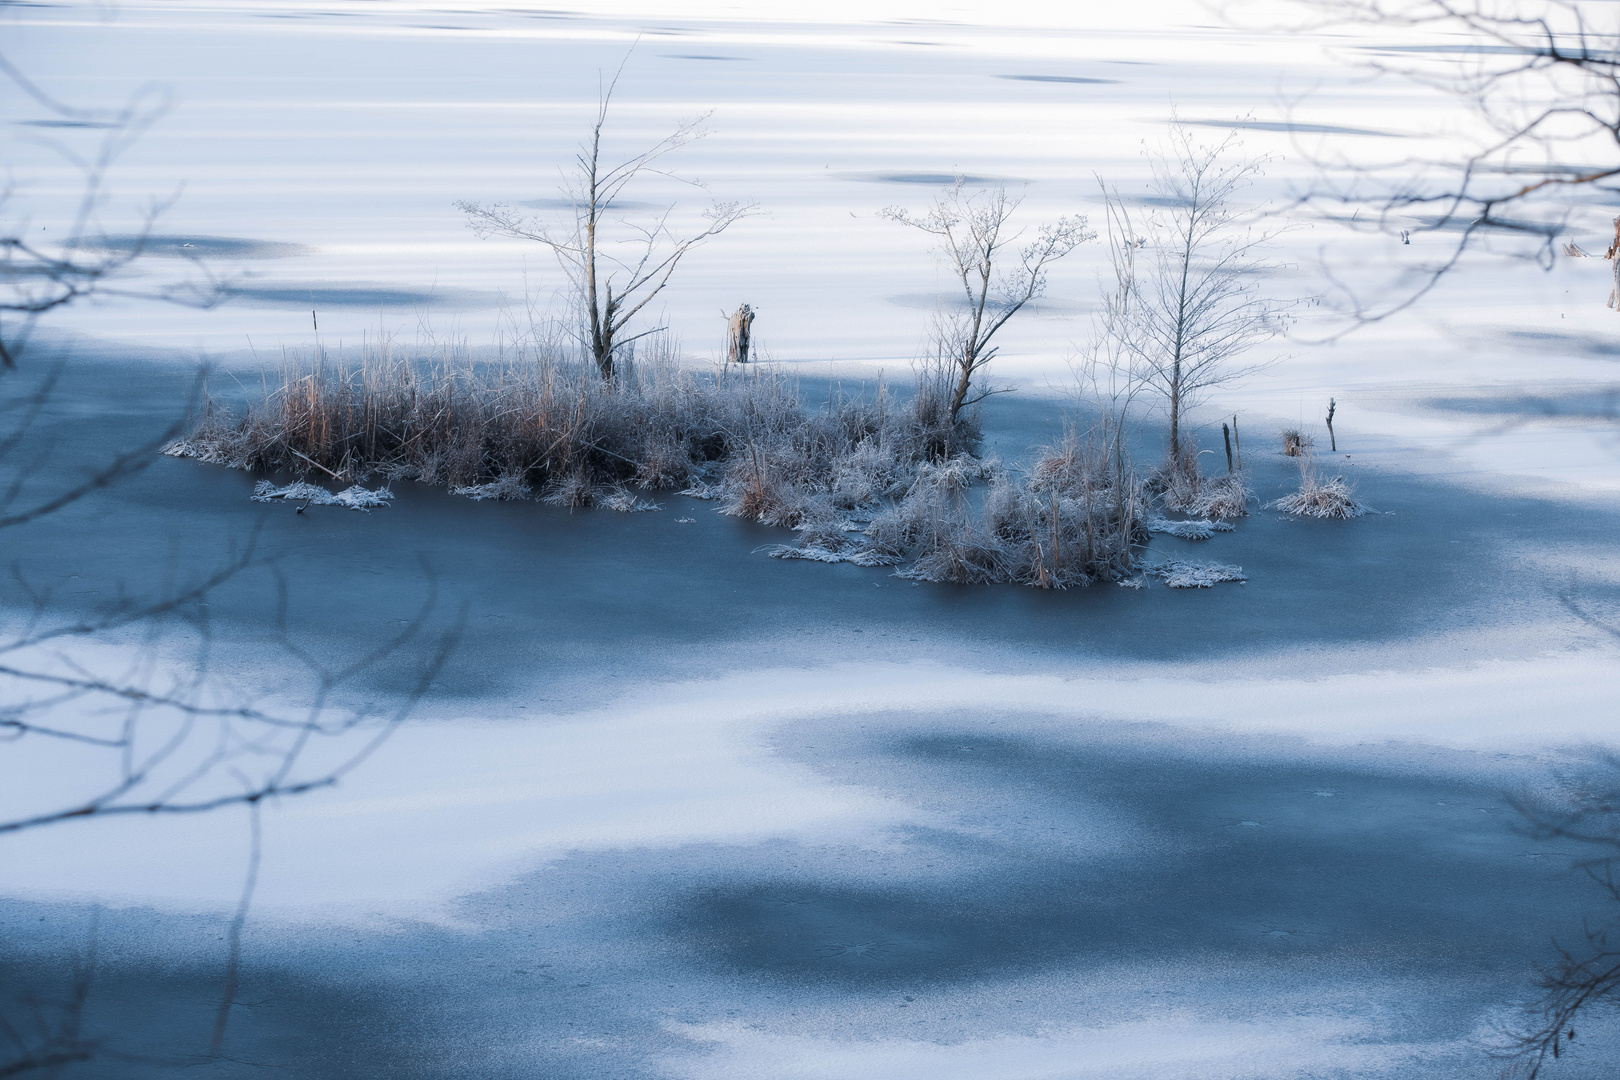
1168,379 -> 1181,460
948,352 -> 974,425
593,291 -> 616,381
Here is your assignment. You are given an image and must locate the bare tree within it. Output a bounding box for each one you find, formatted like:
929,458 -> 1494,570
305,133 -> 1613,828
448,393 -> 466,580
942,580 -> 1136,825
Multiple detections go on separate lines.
882,180 -> 1094,425
459,71 -> 755,381
1114,128 -> 1290,463
1276,0 -> 1620,317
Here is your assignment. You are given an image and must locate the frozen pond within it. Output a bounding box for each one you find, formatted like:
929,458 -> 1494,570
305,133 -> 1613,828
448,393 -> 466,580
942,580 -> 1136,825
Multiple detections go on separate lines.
5,2 -> 1620,1078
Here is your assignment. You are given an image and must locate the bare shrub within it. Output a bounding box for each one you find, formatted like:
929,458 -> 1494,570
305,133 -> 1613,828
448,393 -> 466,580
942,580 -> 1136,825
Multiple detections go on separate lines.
1188,471 -> 1252,519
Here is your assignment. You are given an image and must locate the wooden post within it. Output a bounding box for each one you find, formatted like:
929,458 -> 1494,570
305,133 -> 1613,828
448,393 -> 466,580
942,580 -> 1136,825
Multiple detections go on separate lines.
1326,397 -> 1337,452
1222,422 -> 1233,474
1232,415 -> 1241,470
727,303 -> 755,364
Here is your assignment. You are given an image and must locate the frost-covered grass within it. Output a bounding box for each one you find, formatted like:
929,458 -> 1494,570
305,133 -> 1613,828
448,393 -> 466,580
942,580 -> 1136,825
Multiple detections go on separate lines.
1153,447 -> 1253,520
168,347 -> 1151,587
1267,460 -> 1370,520
168,340 -> 969,507
751,428 -> 1145,587
759,429 -> 1146,588
171,344 -> 1368,587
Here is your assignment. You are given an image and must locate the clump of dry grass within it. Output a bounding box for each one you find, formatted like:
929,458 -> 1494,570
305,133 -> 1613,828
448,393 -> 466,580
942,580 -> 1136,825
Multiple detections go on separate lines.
1142,437 -> 1250,519
169,338 -> 1154,587
1187,472 -> 1252,519
169,337 -> 972,515
1150,445 -> 1206,514
1266,458 -> 1369,519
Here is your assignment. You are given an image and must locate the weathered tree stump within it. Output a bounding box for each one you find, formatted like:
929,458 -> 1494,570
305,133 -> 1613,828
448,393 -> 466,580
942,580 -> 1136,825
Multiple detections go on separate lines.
727,303 -> 755,364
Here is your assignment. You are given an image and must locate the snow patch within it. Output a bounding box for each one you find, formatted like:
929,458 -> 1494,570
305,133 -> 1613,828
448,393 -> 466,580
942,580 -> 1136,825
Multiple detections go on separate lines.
251,480 -> 395,511
1144,517 -> 1235,540
1143,559 -> 1247,588
768,545 -> 903,566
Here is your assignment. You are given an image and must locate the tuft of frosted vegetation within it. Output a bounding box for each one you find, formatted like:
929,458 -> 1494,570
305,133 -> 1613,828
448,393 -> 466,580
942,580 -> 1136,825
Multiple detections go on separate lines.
598,486 -> 662,513
1187,472 -> 1253,519
250,480 -> 394,511
1153,450 -> 1252,520
170,342 -> 972,511
1142,558 -> 1247,588
450,475 -> 532,502
1266,463 -> 1369,520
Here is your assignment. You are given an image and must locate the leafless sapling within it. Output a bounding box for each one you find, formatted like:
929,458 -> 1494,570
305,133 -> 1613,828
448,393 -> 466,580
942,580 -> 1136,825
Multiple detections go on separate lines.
459,69 -> 756,381
1075,180 -> 1152,490
1111,127 -> 1291,468
883,179 -> 1094,425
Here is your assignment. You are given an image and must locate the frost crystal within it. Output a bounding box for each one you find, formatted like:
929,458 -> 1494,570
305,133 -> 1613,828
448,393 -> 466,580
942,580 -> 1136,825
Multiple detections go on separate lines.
252,480 -> 395,512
